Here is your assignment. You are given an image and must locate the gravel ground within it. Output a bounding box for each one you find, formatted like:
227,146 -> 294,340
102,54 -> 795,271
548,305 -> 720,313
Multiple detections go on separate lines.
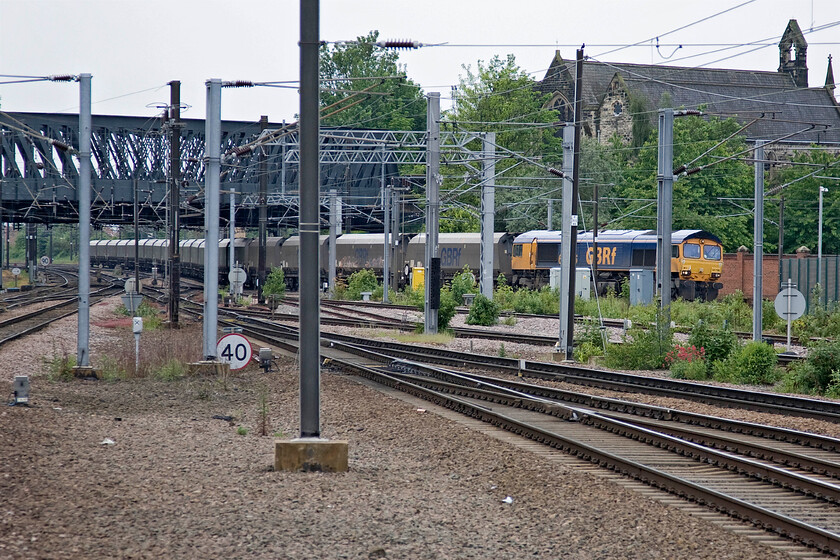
0,297 -> 813,558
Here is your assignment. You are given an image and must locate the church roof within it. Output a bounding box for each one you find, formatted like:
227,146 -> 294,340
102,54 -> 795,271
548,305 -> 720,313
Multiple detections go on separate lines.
540,56 -> 840,144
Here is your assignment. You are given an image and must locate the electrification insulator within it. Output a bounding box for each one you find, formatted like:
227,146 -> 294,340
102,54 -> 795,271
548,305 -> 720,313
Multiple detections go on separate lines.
684,166 -> 703,176
547,167 -> 564,178
376,40 -> 421,49
223,80 -> 254,88
675,110 -> 702,117
231,146 -> 253,157
673,164 -> 687,175
50,140 -> 71,152
48,75 -> 75,82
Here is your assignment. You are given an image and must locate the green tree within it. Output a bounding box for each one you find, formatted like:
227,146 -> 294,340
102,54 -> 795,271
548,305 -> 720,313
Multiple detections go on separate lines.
770,149 -> 840,255
319,31 -> 426,131
445,54 -> 563,233
263,268 -> 286,299
608,115 -> 755,250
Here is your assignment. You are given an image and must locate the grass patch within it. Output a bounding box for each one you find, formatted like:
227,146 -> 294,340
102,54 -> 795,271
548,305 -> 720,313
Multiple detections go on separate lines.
43,352 -> 76,381
94,322 -> 203,380
394,332 -> 454,345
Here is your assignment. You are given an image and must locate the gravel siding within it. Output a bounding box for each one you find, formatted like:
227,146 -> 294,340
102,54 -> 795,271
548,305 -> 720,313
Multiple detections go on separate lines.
0,297 -> 814,558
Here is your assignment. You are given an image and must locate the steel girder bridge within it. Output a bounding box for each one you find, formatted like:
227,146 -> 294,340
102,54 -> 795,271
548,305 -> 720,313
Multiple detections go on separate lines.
0,112 -> 492,232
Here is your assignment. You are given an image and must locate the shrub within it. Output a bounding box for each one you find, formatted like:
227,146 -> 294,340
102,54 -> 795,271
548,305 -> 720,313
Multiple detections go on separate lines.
437,288 -> 458,330
331,277 -> 348,300
688,321 -> 737,370
781,340 -> 840,394
512,287 -> 559,315
792,300 -> 840,340
494,275 -> 516,310
466,294 -> 500,326
574,341 -> 603,364
724,341 -> 780,385
263,267 -> 286,299
602,328 -> 672,370
665,345 -> 708,380
450,266 -> 477,304
346,269 -> 379,300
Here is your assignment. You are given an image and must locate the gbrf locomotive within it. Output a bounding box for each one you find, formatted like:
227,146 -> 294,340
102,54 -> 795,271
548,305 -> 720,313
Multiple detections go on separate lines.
90,228 -> 723,300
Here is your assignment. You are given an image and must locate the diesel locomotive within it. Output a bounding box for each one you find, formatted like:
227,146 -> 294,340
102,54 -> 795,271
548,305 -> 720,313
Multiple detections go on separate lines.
511,229 -> 723,301
90,228 -> 723,301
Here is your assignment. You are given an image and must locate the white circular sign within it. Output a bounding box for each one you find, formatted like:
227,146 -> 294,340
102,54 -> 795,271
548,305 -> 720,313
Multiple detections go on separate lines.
774,287 -> 806,321
40,256 -> 50,266
11,267 -> 21,276
216,333 -> 253,370
228,267 -> 247,284
124,278 -> 137,293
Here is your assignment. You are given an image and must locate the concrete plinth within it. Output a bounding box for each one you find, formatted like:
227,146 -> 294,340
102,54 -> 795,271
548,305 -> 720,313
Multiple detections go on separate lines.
187,361 -> 230,376
72,366 -> 98,379
275,438 -> 349,472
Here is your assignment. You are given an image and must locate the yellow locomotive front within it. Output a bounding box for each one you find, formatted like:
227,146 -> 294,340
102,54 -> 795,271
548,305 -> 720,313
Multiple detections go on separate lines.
674,234 -> 723,301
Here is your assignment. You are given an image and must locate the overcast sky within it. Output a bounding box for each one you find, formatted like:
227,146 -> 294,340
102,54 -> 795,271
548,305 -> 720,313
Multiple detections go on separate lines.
1,0 -> 838,124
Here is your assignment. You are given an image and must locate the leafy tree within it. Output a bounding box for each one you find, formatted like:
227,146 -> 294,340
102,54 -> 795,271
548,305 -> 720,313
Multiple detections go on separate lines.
769,149 -> 840,255
445,54 -> 563,233
466,294 -> 500,326
319,31 -> 425,130
346,269 -> 379,300
608,115 -> 755,250
263,268 -> 286,299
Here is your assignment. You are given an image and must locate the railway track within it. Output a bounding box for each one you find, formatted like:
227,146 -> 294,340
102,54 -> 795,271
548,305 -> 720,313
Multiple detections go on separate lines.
0,281 -> 122,350
203,313 -> 840,556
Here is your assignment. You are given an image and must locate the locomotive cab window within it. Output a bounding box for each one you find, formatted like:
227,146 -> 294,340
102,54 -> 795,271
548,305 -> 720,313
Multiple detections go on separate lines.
672,245 -> 679,258
683,243 -> 700,259
513,245 -> 522,257
703,245 -> 721,260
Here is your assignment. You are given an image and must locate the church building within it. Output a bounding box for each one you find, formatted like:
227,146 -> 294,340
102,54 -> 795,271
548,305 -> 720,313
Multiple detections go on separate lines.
539,20 -> 840,155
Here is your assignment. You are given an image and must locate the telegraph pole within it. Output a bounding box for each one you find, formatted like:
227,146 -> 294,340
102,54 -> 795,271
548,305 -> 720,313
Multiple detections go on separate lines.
558,125 -> 575,357
258,115 -> 268,302
424,92 -> 441,334
563,48 -> 583,361
203,79 -> 221,360
656,108 -> 674,329
77,73 -> 92,368
382,144 -> 390,302
329,187 -> 338,292
778,195 -> 784,288
592,183 -> 598,294
753,141 -> 765,341
168,80 -> 182,326
299,0 -> 321,438
480,132 -> 495,298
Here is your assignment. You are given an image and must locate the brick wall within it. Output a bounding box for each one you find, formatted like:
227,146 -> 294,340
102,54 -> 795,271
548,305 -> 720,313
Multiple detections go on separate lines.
720,249 -> 811,301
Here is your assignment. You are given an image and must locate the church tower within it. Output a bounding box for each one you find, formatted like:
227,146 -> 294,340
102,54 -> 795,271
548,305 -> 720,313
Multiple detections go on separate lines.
778,19 -> 808,88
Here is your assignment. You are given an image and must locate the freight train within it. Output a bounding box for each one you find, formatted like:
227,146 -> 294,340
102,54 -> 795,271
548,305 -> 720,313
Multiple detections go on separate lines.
89,228 -> 723,301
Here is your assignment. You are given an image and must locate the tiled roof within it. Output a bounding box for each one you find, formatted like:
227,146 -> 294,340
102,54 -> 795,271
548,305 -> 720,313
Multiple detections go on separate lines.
540,56 -> 840,144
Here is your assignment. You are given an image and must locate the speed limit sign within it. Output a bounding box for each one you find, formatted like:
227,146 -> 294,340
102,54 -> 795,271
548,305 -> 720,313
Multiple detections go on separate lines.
216,333 -> 253,370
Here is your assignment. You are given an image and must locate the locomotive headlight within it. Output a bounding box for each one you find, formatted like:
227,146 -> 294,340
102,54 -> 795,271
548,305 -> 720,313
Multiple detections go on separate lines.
711,272 -> 721,279
680,267 -> 691,277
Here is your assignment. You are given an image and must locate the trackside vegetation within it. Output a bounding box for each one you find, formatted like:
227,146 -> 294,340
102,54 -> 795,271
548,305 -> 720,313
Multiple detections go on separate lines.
331,268 -> 840,397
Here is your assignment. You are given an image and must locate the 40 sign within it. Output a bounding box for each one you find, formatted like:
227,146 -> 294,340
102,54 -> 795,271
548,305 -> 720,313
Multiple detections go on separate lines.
216,333 -> 253,370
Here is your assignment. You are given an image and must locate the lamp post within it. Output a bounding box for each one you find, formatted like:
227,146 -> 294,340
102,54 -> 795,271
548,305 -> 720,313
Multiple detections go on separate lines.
818,185 -> 828,304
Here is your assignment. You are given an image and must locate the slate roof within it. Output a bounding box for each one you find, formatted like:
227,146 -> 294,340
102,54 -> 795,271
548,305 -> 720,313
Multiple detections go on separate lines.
539,54 -> 840,144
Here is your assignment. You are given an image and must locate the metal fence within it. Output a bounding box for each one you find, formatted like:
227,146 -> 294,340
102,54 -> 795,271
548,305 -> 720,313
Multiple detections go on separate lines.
780,256 -> 840,310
